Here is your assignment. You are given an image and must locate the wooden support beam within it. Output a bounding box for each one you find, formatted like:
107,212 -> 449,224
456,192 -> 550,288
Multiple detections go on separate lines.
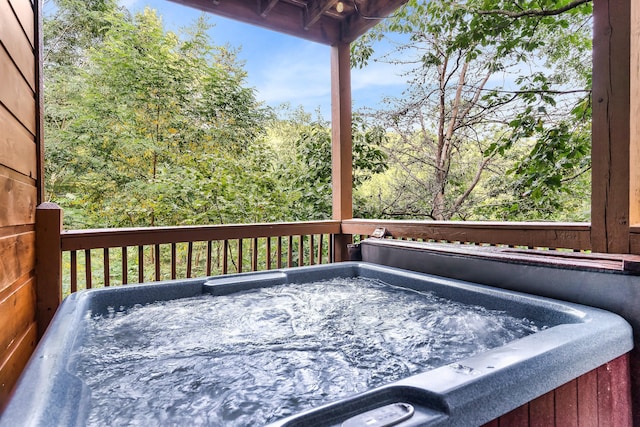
304,0 -> 338,30
630,0 -> 640,227
35,203 -> 62,338
259,0 -> 279,18
331,43 -> 352,261
591,0 -> 631,253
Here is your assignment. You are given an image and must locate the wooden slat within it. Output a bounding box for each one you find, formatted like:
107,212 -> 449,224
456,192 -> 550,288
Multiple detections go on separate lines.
171,243 -> 177,279
137,246 -> 144,283
528,391 -> 554,427
310,234 -> 315,265
494,404 -> 528,426
0,105 -> 36,177
631,0 -> 640,229
0,321 -> 36,407
576,368 -> 598,427
251,237 -> 258,271
206,241 -> 212,276
7,0 -> 34,47
288,235 -> 293,267
318,233 -> 323,264
630,231 -> 640,254
298,235 -> 304,266
154,244 -> 161,281
186,242 -> 193,278
0,172 -> 36,227
0,0 -> 35,90
341,219 -> 592,250
223,240 -> 228,274
84,249 -> 91,289
277,236 -> 282,268
237,239 -> 243,273
0,231 -> 34,292
103,248 -> 110,287
70,250 -> 77,293
60,220 -> 341,250
0,44 -> 35,133
304,0 -> 338,30
265,237 -> 271,270
0,277 -> 34,356
554,379 -> 578,425
121,246 -> 127,285
598,354 -> 632,426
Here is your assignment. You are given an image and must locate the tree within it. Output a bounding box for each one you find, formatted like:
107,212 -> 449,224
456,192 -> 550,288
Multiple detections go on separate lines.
45,7 -> 284,228
353,0 -> 592,221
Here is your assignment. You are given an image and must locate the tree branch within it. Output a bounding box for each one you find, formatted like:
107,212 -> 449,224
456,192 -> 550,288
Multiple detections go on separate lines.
475,0 -> 591,18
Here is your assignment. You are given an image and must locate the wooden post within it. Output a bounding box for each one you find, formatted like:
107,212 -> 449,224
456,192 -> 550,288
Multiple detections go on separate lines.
591,0 -> 632,253
630,0 -> 640,228
35,203 -> 63,338
331,42 -> 353,261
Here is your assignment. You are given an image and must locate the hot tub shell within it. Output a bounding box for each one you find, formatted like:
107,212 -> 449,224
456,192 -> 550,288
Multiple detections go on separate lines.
1,259 -> 633,427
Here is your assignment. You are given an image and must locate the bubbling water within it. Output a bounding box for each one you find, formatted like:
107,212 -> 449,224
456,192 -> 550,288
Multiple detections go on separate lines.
74,277 -> 542,426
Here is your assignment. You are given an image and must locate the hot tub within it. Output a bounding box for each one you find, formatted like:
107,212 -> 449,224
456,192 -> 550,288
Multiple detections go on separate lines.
0,261 -> 633,426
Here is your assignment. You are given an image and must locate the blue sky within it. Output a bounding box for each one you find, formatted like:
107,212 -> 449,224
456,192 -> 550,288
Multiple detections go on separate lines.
121,0 -> 408,119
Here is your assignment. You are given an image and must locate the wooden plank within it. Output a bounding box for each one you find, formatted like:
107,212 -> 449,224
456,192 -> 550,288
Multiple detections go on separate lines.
0,0 -> 35,90
597,354 -> 632,426
528,390 -> 554,427
60,220 -> 341,250
103,248 -> 110,287
631,0 -> 640,228
0,277 -> 35,356
591,0 -> 631,253
341,0 -> 409,43
554,379 -> 578,425
0,230 -> 34,293
0,322 -> 36,408
341,219 -> 592,250
576,368 -> 598,427
0,172 -> 37,228
494,404 -> 528,426
0,104 -> 36,177
631,231 -> 640,254
0,45 -> 35,133
7,0 -> 34,47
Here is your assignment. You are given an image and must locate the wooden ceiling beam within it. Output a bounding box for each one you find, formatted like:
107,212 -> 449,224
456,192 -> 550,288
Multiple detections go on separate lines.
304,0 -> 338,30
259,0 -> 280,18
341,0 -> 409,43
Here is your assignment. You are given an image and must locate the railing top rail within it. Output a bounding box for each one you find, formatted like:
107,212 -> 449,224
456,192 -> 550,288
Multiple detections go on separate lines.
61,220 -> 342,251
342,218 -> 591,230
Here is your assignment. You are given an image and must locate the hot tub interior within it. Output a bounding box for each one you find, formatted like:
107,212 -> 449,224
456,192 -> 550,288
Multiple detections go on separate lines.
0,262 -> 633,427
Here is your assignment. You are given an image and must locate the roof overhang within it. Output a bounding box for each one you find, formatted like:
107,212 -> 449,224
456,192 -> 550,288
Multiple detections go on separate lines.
169,0 -> 408,45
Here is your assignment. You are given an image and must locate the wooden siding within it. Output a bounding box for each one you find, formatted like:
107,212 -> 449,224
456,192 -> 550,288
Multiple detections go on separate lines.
483,354 -> 632,426
0,0 -> 38,410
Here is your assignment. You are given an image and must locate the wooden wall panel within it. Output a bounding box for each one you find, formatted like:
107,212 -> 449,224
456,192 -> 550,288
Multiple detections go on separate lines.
0,0 -> 38,410
7,0 -> 34,47
0,323 -> 36,407
0,45 -> 35,133
0,277 -> 35,358
0,172 -> 36,227
0,0 -> 35,89
0,105 -> 37,178
0,231 -> 35,294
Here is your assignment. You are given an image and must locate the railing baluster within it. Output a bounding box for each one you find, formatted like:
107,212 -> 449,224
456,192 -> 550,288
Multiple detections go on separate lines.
206,241 -> 213,276
187,242 -> 193,278
277,236 -> 283,269
318,234 -> 323,264
238,239 -> 243,273
252,238 -> 258,272
223,240 -> 229,274
138,246 -> 144,283
288,235 -> 293,268
122,246 -> 128,285
299,235 -> 304,266
310,235 -> 315,265
266,237 -> 272,270
155,244 -> 161,281
70,250 -> 77,293
103,248 -> 110,287
171,243 -> 177,279
85,249 -> 92,289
